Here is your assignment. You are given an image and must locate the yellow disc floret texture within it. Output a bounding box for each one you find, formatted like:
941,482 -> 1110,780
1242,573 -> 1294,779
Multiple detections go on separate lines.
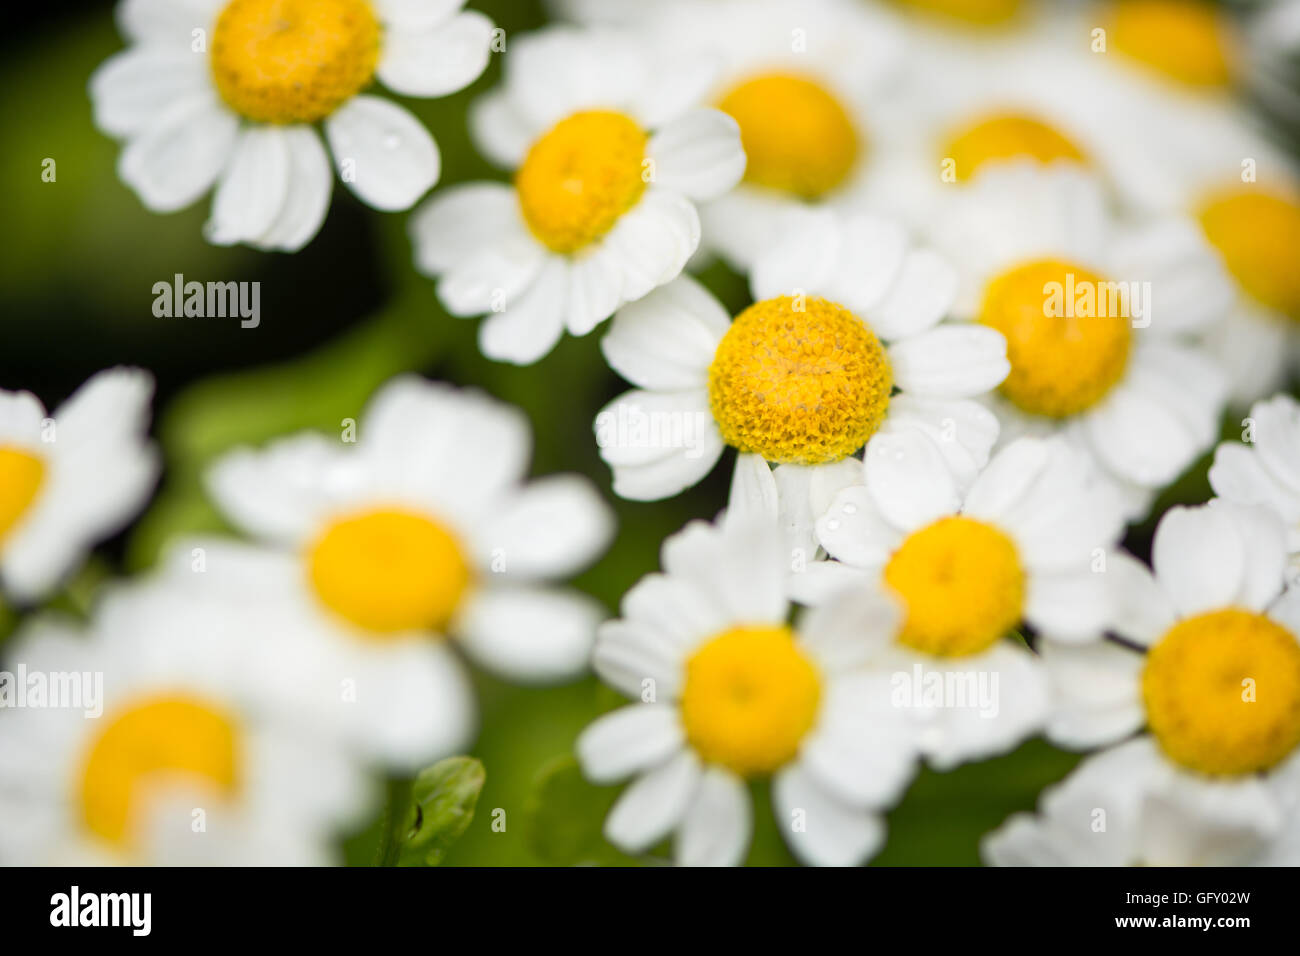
944,113 -> 1086,182
1143,609 -> 1300,776
516,111 -> 649,254
308,507 -> 472,635
894,0 -> 1024,26
81,696 -> 239,847
681,626 -> 821,777
211,0 -> 381,124
1111,0 -> 1233,88
708,296 -> 893,465
0,446 -> 45,545
718,73 -> 860,200
885,516 -> 1025,657
1198,189 -> 1300,321
979,259 -> 1132,418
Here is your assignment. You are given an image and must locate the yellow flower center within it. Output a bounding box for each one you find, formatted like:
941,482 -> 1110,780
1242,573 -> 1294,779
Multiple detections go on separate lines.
707,296 -> 893,465
885,516 -> 1025,657
893,0 -> 1024,26
515,110 -> 649,254
717,73 -> 860,200
1110,0 -> 1234,88
0,446 -> 45,546
979,258 -> 1132,418
80,696 -> 239,848
307,507 -> 472,635
1143,609 -> 1300,776
943,112 -> 1087,182
681,626 -> 822,777
1198,188 -> 1300,321
211,0 -> 381,124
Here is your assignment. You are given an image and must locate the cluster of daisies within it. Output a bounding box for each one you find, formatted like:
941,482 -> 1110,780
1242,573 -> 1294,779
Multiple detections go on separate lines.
0,0 -> 1297,865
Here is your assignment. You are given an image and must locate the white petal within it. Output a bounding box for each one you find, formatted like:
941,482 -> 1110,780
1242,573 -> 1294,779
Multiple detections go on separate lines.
595,389 -> 723,500
117,0 -> 219,44
326,96 -> 439,211
604,750 -> 701,853
661,517 -> 788,625
378,11 -> 494,97
256,127 -> 333,251
1250,393 -> 1300,496
473,475 -> 614,580
409,181 -> 523,274
797,589 -> 901,671
456,586 -> 604,683
600,275 -> 727,389
1152,504 -> 1247,616
864,428 -> 960,532
477,256 -> 568,364
774,764 -> 885,867
647,108 -> 745,201
601,191 -> 701,302
815,484 -> 898,571
1106,550 -> 1176,647
868,249 -> 957,341
564,247 -> 624,337
119,97 -> 238,212
592,619 -> 687,700
576,704 -> 683,783
726,453 -> 779,526
205,126 -> 291,247
90,48 -> 209,138
1025,567 -> 1112,643
887,325 -> 1010,399
374,0 -> 466,31
438,237 -> 547,317
1040,639 -> 1145,749
880,395 -> 1000,493
675,767 -> 751,867
467,90 -> 533,167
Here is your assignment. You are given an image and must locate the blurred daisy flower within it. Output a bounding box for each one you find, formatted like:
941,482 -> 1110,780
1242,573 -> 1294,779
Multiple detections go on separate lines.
0,577 -> 370,864
90,0 -> 497,251
201,376 -> 613,769
576,516 -> 915,867
409,26 -> 745,364
0,369 -> 158,604
928,163 -> 1233,518
1210,393 -> 1300,567
993,501 -> 1300,865
596,210 -> 1009,543
805,436 -> 1125,768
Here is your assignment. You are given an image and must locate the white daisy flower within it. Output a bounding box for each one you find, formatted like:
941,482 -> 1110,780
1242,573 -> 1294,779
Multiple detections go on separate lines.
576,516 -> 915,867
806,436 -> 1125,768
90,0 -> 497,251
408,26 -> 746,365
927,162 -> 1233,518
0,578 -> 370,865
664,0 -> 908,270
0,368 -> 158,604
202,376 -> 614,769
991,500 -> 1300,866
595,208 -> 1010,551
1210,393 -> 1300,569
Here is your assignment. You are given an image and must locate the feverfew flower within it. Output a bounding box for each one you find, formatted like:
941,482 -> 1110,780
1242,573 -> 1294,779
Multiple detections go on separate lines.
202,376 -> 614,769
577,516 -> 915,867
928,163 -> 1233,519
596,209 -> 1009,555
990,501 -> 1300,866
0,369 -> 158,604
91,0 -> 497,250
0,577 -> 370,865
409,26 -> 745,364
806,436 -> 1125,768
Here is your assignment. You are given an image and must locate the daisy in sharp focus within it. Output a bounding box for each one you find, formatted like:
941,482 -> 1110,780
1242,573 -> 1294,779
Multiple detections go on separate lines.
1210,393 -> 1300,569
91,0 -> 497,250
201,376 -> 614,770
805,436 -> 1125,768
408,26 -> 745,365
0,368 -> 158,604
576,515 -> 916,867
927,162 -> 1233,519
0,576 -> 371,865
988,501 -> 1300,866
596,208 -> 1010,558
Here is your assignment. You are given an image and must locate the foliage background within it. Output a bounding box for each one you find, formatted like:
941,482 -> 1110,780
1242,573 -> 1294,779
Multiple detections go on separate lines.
1,0 -> 1288,865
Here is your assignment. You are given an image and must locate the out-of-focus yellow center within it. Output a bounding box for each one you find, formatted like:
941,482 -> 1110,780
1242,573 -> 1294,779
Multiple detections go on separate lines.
0,446 -> 45,545
308,507 -> 472,635
80,696 -> 239,848
1143,609 -> 1300,776
979,258 -> 1132,418
211,0 -> 381,124
893,0 -> 1024,26
1110,0 -> 1234,88
943,113 -> 1086,182
707,296 -> 893,465
717,73 -> 860,200
681,626 -> 821,777
515,110 -> 649,254
1198,188 -> 1300,321
885,516 -> 1024,657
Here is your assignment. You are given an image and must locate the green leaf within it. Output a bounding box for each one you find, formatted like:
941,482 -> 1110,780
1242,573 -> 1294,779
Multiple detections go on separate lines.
522,755 -> 636,866
396,757 -> 486,867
